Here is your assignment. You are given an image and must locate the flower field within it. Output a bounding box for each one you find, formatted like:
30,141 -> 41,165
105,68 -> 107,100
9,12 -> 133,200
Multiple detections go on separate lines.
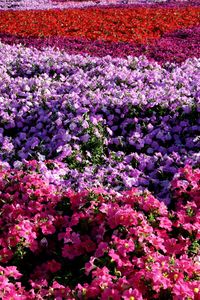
0,0 -> 200,299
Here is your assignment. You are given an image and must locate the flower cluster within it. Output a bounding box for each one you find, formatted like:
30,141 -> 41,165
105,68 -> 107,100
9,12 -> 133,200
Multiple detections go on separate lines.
0,6 -> 199,43
0,43 -> 199,202
0,164 -> 199,299
170,164 -> 200,210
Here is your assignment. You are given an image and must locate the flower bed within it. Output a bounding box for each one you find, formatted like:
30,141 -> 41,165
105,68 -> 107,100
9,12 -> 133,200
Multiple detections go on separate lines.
0,43 -> 199,203
0,6 -> 200,43
0,0 -> 200,299
0,164 -> 200,299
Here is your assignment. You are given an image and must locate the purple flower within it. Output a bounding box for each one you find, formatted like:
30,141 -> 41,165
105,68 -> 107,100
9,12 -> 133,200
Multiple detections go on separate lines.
80,134 -> 90,143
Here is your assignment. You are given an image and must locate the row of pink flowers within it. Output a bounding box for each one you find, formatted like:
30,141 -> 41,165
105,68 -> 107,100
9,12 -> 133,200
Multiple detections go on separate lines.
0,161 -> 199,299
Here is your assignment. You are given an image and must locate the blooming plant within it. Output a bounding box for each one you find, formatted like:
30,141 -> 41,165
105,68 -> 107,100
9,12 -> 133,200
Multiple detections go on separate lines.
0,0 -> 200,299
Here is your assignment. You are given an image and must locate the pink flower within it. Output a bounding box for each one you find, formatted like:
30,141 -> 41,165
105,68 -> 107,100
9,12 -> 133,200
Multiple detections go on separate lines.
158,216 -> 172,230
109,249 -> 124,267
3,266 -> 22,280
122,288 -> 143,300
112,236 -> 135,257
85,256 -> 96,276
95,242 -> 108,257
41,222 -> 56,235
173,279 -> 194,299
148,234 -> 166,253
